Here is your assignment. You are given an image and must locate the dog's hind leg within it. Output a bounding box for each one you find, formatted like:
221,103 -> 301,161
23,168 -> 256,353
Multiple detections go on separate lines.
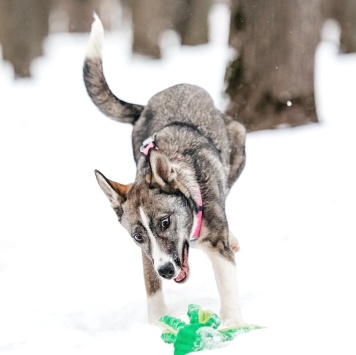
141,251 -> 167,324
223,115 -> 246,189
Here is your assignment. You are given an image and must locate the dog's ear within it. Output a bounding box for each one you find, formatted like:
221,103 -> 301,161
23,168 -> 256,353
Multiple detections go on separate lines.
148,150 -> 177,189
148,150 -> 192,199
94,169 -> 131,218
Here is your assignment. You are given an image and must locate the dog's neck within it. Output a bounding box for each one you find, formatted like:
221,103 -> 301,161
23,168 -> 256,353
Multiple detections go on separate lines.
140,135 -> 203,239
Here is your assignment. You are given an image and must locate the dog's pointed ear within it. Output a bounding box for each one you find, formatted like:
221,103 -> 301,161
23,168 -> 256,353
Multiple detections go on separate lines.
94,169 -> 131,218
148,150 -> 177,189
148,150 -> 193,199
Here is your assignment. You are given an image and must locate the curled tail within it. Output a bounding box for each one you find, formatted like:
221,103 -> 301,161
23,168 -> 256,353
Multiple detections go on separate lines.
83,14 -> 144,124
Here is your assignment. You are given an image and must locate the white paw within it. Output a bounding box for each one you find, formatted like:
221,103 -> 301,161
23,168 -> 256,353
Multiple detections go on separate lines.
147,290 -> 167,324
229,232 -> 240,253
222,316 -> 247,327
221,305 -> 245,327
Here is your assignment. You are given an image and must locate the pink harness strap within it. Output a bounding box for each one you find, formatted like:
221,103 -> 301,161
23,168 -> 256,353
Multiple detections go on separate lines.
140,136 -> 203,239
192,189 -> 203,239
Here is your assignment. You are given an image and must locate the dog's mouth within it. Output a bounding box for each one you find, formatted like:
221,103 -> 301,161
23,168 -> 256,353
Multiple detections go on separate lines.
173,242 -> 189,283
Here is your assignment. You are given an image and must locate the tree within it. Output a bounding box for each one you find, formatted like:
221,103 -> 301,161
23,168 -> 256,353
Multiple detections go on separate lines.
129,0 -> 169,59
322,0 -> 356,53
127,0 -> 212,59
171,0 -> 211,46
0,0 -> 50,78
225,0 -> 323,132
61,0 -> 101,33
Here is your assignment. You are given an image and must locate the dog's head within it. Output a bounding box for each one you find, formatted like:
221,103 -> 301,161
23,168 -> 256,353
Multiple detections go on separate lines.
95,150 -> 200,283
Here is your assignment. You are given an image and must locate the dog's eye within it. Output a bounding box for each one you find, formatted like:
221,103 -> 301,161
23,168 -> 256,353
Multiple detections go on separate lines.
160,216 -> 170,229
133,233 -> 143,243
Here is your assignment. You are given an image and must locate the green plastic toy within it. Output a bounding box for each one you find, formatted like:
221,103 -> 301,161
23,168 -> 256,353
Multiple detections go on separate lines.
159,304 -> 263,355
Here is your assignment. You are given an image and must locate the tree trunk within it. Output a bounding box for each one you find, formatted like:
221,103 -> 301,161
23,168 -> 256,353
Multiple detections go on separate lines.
225,0 -> 323,132
130,0 -> 169,59
172,0 -> 211,46
62,0 -> 101,33
322,0 -> 356,53
128,0 -> 211,58
0,0 -> 50,78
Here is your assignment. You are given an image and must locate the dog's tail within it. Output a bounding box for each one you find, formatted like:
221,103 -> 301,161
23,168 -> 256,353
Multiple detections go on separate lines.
83,14 -> 144,124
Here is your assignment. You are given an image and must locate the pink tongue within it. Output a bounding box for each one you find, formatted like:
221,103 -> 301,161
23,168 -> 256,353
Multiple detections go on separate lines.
174,269 -> 186,282
174,244 -> 189,283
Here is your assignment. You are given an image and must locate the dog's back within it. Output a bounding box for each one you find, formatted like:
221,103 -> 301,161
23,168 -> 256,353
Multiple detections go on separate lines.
132,84 -> 231,165
82,15 -> 240,172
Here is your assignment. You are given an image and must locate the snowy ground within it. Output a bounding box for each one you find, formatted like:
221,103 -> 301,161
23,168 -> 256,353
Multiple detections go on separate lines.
1,5 -> 356,355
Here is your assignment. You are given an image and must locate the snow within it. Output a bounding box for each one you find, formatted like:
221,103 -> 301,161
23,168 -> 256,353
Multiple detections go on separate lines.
1,4 -> 356,354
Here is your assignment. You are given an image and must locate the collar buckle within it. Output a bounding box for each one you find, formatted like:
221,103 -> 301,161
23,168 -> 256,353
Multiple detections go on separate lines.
140,136 -> 157,156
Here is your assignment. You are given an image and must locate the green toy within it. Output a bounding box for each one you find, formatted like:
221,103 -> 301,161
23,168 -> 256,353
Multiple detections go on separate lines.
159,304 -> 264,355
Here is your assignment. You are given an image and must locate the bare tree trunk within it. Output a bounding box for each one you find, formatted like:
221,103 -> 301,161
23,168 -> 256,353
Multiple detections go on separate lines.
172,0 -> 211,46
322,0 -> 356,53
130,0 -> 169,59
61,0 -> 101,33
128,0 -> 211,58
225,0 -> 323,131
0,0 -> 50,78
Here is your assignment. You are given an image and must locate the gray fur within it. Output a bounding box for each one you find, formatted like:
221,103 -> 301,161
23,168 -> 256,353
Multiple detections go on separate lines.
83,58 -> 144,123
84,17 -> 246,325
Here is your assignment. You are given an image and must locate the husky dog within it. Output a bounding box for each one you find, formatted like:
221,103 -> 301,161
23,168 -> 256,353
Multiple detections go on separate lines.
83,16 -> 246,325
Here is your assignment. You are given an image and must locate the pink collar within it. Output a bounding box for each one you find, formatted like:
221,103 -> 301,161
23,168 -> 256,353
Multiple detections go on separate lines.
193,188 -> 203,239
140,136 -> 203,239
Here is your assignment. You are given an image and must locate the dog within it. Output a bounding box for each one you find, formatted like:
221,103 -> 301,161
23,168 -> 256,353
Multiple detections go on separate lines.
83,15 -> 246,326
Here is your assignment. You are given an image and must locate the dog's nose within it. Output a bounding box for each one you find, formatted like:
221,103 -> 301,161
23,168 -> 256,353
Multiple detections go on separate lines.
158,262 -> 175,279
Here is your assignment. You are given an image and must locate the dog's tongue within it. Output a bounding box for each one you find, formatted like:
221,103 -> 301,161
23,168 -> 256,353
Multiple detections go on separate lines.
174,243 -> 189,283
174,268 -> 188,283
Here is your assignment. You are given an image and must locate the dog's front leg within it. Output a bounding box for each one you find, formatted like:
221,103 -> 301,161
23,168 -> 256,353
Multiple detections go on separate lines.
206,248 -> 245,326
141,251 -> 167,323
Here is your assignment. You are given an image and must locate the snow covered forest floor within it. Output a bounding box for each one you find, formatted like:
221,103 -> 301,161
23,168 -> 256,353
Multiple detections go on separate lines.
1,4 -> 356,355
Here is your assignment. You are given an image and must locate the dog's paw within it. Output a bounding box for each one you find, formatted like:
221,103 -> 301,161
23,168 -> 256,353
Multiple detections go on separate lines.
148,306 -> 167,325
222,317 -> 247,327
147,291 -> 167,324
220,304 -> 245,327
229,232 -> 240,253
221,311 -> 246,327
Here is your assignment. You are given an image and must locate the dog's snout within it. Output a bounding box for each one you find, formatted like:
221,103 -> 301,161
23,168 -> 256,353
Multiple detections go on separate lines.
158,262 -> 175,279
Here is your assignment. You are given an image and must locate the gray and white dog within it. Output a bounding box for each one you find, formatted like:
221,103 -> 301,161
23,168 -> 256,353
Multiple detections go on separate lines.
83,16 -> 246,325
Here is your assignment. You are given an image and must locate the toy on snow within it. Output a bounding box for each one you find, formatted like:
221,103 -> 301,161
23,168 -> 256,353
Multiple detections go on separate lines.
159,304 -> 263,355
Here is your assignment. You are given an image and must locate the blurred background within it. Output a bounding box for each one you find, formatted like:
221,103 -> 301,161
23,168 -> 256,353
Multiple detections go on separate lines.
1,0 -> 355,131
